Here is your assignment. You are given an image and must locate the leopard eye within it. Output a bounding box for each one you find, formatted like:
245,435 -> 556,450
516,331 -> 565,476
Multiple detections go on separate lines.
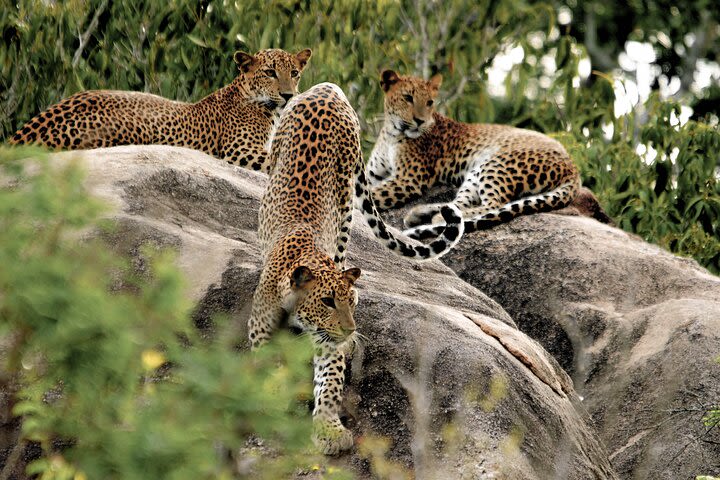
290,69 -> 299,78
321,297 -> 336,308
403,94 -> 414,103
427,99 -> 434,107
265,69 -> 277,78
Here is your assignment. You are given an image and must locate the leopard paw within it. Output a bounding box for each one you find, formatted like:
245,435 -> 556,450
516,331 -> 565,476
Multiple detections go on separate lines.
312,418 -> 353,455
403,203 -> 445,228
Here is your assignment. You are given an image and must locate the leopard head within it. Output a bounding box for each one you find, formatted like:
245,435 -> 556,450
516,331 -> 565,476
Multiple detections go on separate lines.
233,48 -> 312,109
283,265 -> 361,350
379,70 -> 442,139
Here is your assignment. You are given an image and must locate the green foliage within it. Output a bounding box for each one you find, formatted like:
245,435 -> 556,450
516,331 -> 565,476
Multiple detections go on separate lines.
0,147 -> 324,479
705,404 -> 720,431
0,0 -> 555,142
1,0 -> 719,274
516,50 -> 720,273
561,0 -> 720,84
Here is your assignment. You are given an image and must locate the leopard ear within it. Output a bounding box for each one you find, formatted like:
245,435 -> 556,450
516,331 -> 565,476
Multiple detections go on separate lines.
233,51 -> 256,73
291,266 -> 315,289
380,70 -> 400,92
342,267 -> 361,285
429,73 -> 443,90
295,48 -> 312,69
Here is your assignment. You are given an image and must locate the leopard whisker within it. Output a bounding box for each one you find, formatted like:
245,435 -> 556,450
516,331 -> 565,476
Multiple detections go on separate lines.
353,332 -> 369,345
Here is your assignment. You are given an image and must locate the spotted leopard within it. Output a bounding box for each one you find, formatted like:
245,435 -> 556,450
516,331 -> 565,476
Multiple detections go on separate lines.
250,82 -> 463,455
368,70 -> 582,240
10,48 -> 311,174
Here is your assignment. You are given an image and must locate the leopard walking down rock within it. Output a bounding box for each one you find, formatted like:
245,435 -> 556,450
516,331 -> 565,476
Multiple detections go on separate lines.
250,82 -> 464,455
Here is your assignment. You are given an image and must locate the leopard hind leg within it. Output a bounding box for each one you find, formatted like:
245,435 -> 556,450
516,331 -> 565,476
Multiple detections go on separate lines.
404,177 -> 579,239
465,178 -> 579,231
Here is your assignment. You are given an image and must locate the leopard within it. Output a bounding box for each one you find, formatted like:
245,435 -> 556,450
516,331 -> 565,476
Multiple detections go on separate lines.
9,48 -> 311,174
368,70 -> 582,240
249,82 -> 464,455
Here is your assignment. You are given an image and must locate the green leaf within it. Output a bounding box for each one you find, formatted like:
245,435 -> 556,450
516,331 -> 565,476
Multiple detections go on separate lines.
187,34 -> 208,48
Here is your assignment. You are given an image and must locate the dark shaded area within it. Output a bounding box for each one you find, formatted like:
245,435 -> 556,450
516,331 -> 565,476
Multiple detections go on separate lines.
191,261 -> 259,344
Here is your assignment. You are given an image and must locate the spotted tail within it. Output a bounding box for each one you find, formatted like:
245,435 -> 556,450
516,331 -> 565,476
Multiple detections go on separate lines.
404,177 -> 580,240
355,166 -> 464,260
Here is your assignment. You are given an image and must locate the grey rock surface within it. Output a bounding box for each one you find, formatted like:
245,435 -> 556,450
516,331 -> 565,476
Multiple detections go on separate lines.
18,145 -> 618,479
385,188 -> 720,479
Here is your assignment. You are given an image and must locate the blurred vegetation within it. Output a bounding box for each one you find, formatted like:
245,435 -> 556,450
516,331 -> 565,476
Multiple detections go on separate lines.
558,0 -> 720,102
528,62 -> 720,273
2,0 -> 718,273
0,2 -> 718,477
0,146 -> 343,479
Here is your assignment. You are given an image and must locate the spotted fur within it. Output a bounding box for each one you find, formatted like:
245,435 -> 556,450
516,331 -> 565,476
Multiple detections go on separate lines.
368,70 -> 581,240
249,82 -> 463,455
10,48 -> 311,174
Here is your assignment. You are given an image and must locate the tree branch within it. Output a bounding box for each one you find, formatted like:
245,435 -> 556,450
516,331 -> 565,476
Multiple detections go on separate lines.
584,9 -> 617,72
415,0 -> 430,78
678,11 -> 712,96
72,0 -> 109,68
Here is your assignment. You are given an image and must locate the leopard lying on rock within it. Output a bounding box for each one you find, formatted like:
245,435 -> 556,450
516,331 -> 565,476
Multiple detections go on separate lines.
11,48 -> 311,174
368,70 -> 584,239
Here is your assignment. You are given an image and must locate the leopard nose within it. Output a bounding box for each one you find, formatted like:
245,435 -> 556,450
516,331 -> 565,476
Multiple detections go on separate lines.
413,117 -> 425,126
280,93 -> 293,103
340,317 -> 356,335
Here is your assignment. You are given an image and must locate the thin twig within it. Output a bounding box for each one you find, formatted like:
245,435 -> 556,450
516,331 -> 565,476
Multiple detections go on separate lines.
663,416 -> 720,469
415,0 -> 430,78
0,438 -> 25,480
72,0 -> 109,68
443,75 -> 468,106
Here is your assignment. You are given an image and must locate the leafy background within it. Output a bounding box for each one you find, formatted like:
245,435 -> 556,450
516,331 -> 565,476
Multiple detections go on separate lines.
0,0 -> 719,477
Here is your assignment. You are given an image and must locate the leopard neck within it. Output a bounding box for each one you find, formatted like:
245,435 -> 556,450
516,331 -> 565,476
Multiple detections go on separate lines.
194,74 -> 252,107
278,227 -> 336,270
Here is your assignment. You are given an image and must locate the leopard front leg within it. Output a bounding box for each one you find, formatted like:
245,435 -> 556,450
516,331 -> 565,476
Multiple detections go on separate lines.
312,349 -> 353,455
403,161 -> 505,228
371,177 -> 427,211
367,129 -> 398,187
247,280 -> 284,349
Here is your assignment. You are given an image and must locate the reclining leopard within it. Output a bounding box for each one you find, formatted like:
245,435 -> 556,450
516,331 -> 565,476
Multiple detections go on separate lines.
250,82 -> 463,455
10,48 -> 311,174
368,70 -> 583,239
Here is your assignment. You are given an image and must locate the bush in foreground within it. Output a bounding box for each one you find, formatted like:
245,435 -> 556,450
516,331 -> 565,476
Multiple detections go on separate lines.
0,147 -> 338,479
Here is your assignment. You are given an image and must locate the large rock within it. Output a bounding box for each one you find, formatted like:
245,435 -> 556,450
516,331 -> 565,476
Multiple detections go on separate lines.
1,146 -> 618,479
387,190 -> 720,479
